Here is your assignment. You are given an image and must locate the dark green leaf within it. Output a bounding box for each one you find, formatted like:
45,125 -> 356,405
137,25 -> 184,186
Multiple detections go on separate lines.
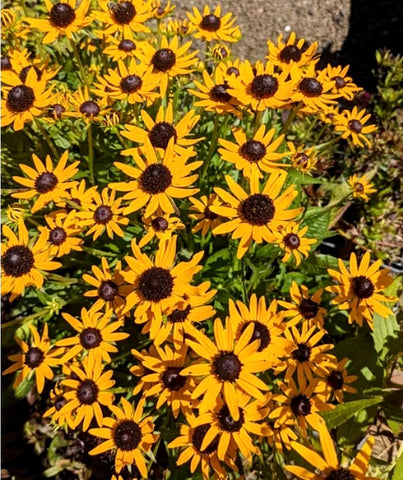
372,313 -> 400,365
321,396 -> 383,428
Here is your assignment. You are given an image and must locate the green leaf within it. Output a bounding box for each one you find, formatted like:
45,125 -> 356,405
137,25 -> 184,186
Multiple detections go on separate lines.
392,450 -> 403,480
302,207 -> 331,244
321,396 -> 383,428
372,313 -> 400,365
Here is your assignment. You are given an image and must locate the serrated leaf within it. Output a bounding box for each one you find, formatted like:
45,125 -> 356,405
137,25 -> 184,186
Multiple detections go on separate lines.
372,313 -> 400,365
321,396 -> 383,428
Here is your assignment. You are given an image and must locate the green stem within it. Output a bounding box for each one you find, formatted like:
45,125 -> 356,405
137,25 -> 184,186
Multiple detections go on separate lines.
87,122 -> 94,184
314,136 -> 340,151
253,109 -> 264,134
70,38 -> 89,88
281,102 -> 302,136
34,121 -> 59,158
200,114 -> 220,184
1,310 -> 43,330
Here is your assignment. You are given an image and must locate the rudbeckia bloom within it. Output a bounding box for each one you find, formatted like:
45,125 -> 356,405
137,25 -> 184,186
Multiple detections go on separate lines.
189,194 -> 222,236
1,221 -> 61,301
140,35 -> 198,96
43,385 -> 73,428
274,222 -> 316,266
59,356 -> 115,431
121,235 -> 204,325
56,305 -> 129,364
3,323 -> 63,393
27,0 -> 92,44
348,174 -> 377,202
288,142 -> 319,173
1,67 -> 55,130
89,397 -> 158,476
187,5 -> 239,43
39,211 -> 84,257
12,150 -> 79,213
103,36 -> 146,62
121,102 -> 201,158
326,252 -> 397,329
334,107 -> 377,147
110,138 -> 201,217
325,64 -> 361,100
218,125 -> 289,180
93,0 -> 152,39
212,172 -> 302,259
139,210 -> 184,248
182,318 -> 270,421
286,419 -> 375,480
267,32 -> 318,73
316,357 -> 357,403
67,86 -> 108,123
54,178 -> 97,221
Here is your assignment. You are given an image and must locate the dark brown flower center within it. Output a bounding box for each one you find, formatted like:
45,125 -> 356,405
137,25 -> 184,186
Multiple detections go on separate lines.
227,66 -> 240,76
35,171 -> 58,194
240,194 -> 275,225
2,245 -> 34,277
167,305 -> 191,323
118,39 -> 136,52
295,153 -> 309,168
7,85 -> 35,112
290,394 -> 312,416
352,275 -> 374,298
55,395 -> 67,411
120,74 -> 142,93
327,370 -> 344,390
192,424 -> 219,454
151,216 -> 169,232
49,227 -> 67,246
94,205 -> 113,224
79,100 -> 100,117
210,83 -> 232,103
200,14 -> 221,32
79,327 -> 102,349
218,405 -> 244,432
140,164 -> 172,194
137,267 -> 174,302
298,299 -> 319,319
250,74 -> 279,99
19,66 -> 42,83
113,419 -> 142,451
283,233 -> 301,249
110,2 -> 136,25
77,379 -> 99,405
98,280 -> 118,301
299,77 -> 323,97
240,321 -> 270,352
291,342 -> 311,363
203,206 -> 218,220
152,48 -> 176,72
348,119 -> 362,133
280,45 -> 302,63
49,3 -> 76,28
354,182 -> 364,193
1,56 -> 12,70
239,140 -> 266,162
149,122 -> 177,149
332,76 -> 346,89
49,104 -> 65,120
161,366 -> 187,391
325,468 -> 356,480
213,352 -> 242,381
25,346 -> 44,368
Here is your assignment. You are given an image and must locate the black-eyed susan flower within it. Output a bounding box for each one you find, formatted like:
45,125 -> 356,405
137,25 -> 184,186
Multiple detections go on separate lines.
162,18 -> 190,37
267,423 -> 298,452
139,210 -> 184,248
27,0 -> 92,44
67,86 -> 108,123
12,151 -> 79,213
278,281 -> 326,327
334,107 -> 377,147
140,35 -> 198,97
182,318 -> 270,421
286,419 -> 375,480
79,187 -> 129,240
193,392 -> 271,463
316,357 -> 357,403
1,67 -> 55,130
89,397 -> 158,476
131,343 -> 194,418
218,125 -> 289,180
288,142 -> 318,173
274,222 -> 316,266
151,0 -> 175,19
121,236 -> 204,326
211,43 -> 230,61
1,221 -> 61,301
55,178 -> 97,220
187,5 -> 239,43
93,0 -> 152,39
56,305 -> 129,364
39,210 -> 84,257
2,323 -> 63,393
326,252 -> 397,329
103,36 -> 145,62
111,138 -> 201,217
189,194 -> 222,236
59,356 -> 115,431
212,171 -> 302,259
121,102 -> 201,158
228,60 -> 293,111
216,58 -> 243,81
168,413 -> 238,480
325,64 -> 361,100
267,32 -> 318,73
43,384 -> 74,428
82,258 -> 131,317
45,91 -> 70,123
94,60 -> 159,106
348,174 -> 377,202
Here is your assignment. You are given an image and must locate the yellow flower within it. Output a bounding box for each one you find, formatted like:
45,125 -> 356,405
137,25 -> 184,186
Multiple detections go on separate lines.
187,5 -> 240,43
139,210 -> 184,248
151,0 -> 175,19
189,194 -> 222,236
211,43 -> 230,61
334,107 -> 377,147
67,86 -> 108,123
288,142 -> 318,173
274,222 -> 316,266
39,210 -> 84,257
103,36 -> 146,62
12,150 -> 79,213
348,174 -> 377,202
316,357 -> 357,403
324,64 -> 362,100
